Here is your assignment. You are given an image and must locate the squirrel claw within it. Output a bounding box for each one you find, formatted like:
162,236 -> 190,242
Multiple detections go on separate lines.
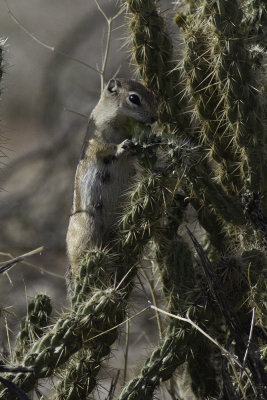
116,139 -> 136,157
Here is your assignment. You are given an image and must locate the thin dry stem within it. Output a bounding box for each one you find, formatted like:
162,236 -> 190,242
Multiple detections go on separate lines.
84,306 -> 149,344
93,0 -> 124,90
64,107 -> 89,119
141,268 -> 164,340
242,307 -> 256,371
151,305 -> 257,397
4,0 -> 100,74
150,305 -> 243,369
123,313 -> 130,386
0,247 -> 44,274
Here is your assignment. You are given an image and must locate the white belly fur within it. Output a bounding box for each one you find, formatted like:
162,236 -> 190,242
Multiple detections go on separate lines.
67,157 -> 133,270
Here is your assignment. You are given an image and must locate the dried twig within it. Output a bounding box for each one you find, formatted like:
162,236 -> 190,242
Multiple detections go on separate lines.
150,305 -> 243,369
242,307 -> 256,371
0,366 -> 33,373
0,247 -> 44,274
105,370 -> 120,400
94,0 -> 124,90
3,0 -> 100,74
123,313 -> 130,386
150,305 -> 250,400
141,268 -> 164,340
85,306 -> 149,344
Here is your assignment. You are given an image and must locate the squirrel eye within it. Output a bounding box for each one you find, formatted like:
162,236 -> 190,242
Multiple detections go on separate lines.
129,94 -> 141,106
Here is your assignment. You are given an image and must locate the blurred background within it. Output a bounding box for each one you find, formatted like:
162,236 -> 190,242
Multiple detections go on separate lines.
0,1 -> 191,398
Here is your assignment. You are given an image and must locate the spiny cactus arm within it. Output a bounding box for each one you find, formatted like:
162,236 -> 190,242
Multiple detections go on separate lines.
168,137 -> 246,250
0,288 -> 126,399
188,161 -> 246,226
181,0 -> 267,228
214,250 -> 267,397
250,275 -> 267,339
70,248 -> 116,308
164,135 -> 246,228
190,197 -> 231,252
216,250 -> 267,327
154,193 -> 195,320
155,230 -> 266,398
118,307 -> 223,400
180,10 -> 243,195
15,294 -> 52,361
118,324 -> 188,400
186,340 -> 219,399
241,250 -> 267,339
242,0 -> 267,48
56,252 -> 117,400
188,228 -> 267,397
54,307 -> 147,400
123,0 -> 189,129
156,236 -> 195,314
155,210 -> 220,398
54,349 -> 100,400
54,248 -> 135,400
204,0 -> 267,204
138,185 -> 219,398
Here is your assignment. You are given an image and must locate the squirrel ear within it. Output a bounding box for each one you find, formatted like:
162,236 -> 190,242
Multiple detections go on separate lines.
107,79 -> 121,94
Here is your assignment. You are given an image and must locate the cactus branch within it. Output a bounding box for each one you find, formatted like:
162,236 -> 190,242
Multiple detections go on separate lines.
15,294 -> 52,361
124,0 -> 189,129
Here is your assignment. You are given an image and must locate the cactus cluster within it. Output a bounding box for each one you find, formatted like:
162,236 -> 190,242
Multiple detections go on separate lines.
1,0 -> 267,399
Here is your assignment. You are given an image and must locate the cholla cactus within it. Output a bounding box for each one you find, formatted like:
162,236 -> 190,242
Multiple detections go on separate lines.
1,1 -> 267,399
15,294 -> 52,360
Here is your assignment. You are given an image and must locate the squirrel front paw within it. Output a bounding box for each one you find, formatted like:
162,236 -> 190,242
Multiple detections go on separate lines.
116,139 -> 136,157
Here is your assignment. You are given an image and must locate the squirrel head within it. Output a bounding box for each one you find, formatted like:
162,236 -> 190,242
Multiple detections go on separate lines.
92,79 -> 158,131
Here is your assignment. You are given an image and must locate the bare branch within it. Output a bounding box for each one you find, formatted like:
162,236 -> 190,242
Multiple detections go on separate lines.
242,307 -> 256,370
85,306 -> 149,344
4,0 -> 100,74
141,268 -> 163,340
101,18 -> 112,91
123,313 -> 130,386
151,305 -> 256,398
64,107 -> 89,119
150,305 -> 243,369
93,0 -> 124,90
0,247 -> 44,274
94,0 -> 109,22
0,366 -> 33,373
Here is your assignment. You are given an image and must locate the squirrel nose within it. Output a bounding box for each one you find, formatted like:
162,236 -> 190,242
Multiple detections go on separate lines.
150,116 -> 158,123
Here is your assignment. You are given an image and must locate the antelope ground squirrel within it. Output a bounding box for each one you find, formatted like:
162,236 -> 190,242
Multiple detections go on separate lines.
66,79 -> 157,276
